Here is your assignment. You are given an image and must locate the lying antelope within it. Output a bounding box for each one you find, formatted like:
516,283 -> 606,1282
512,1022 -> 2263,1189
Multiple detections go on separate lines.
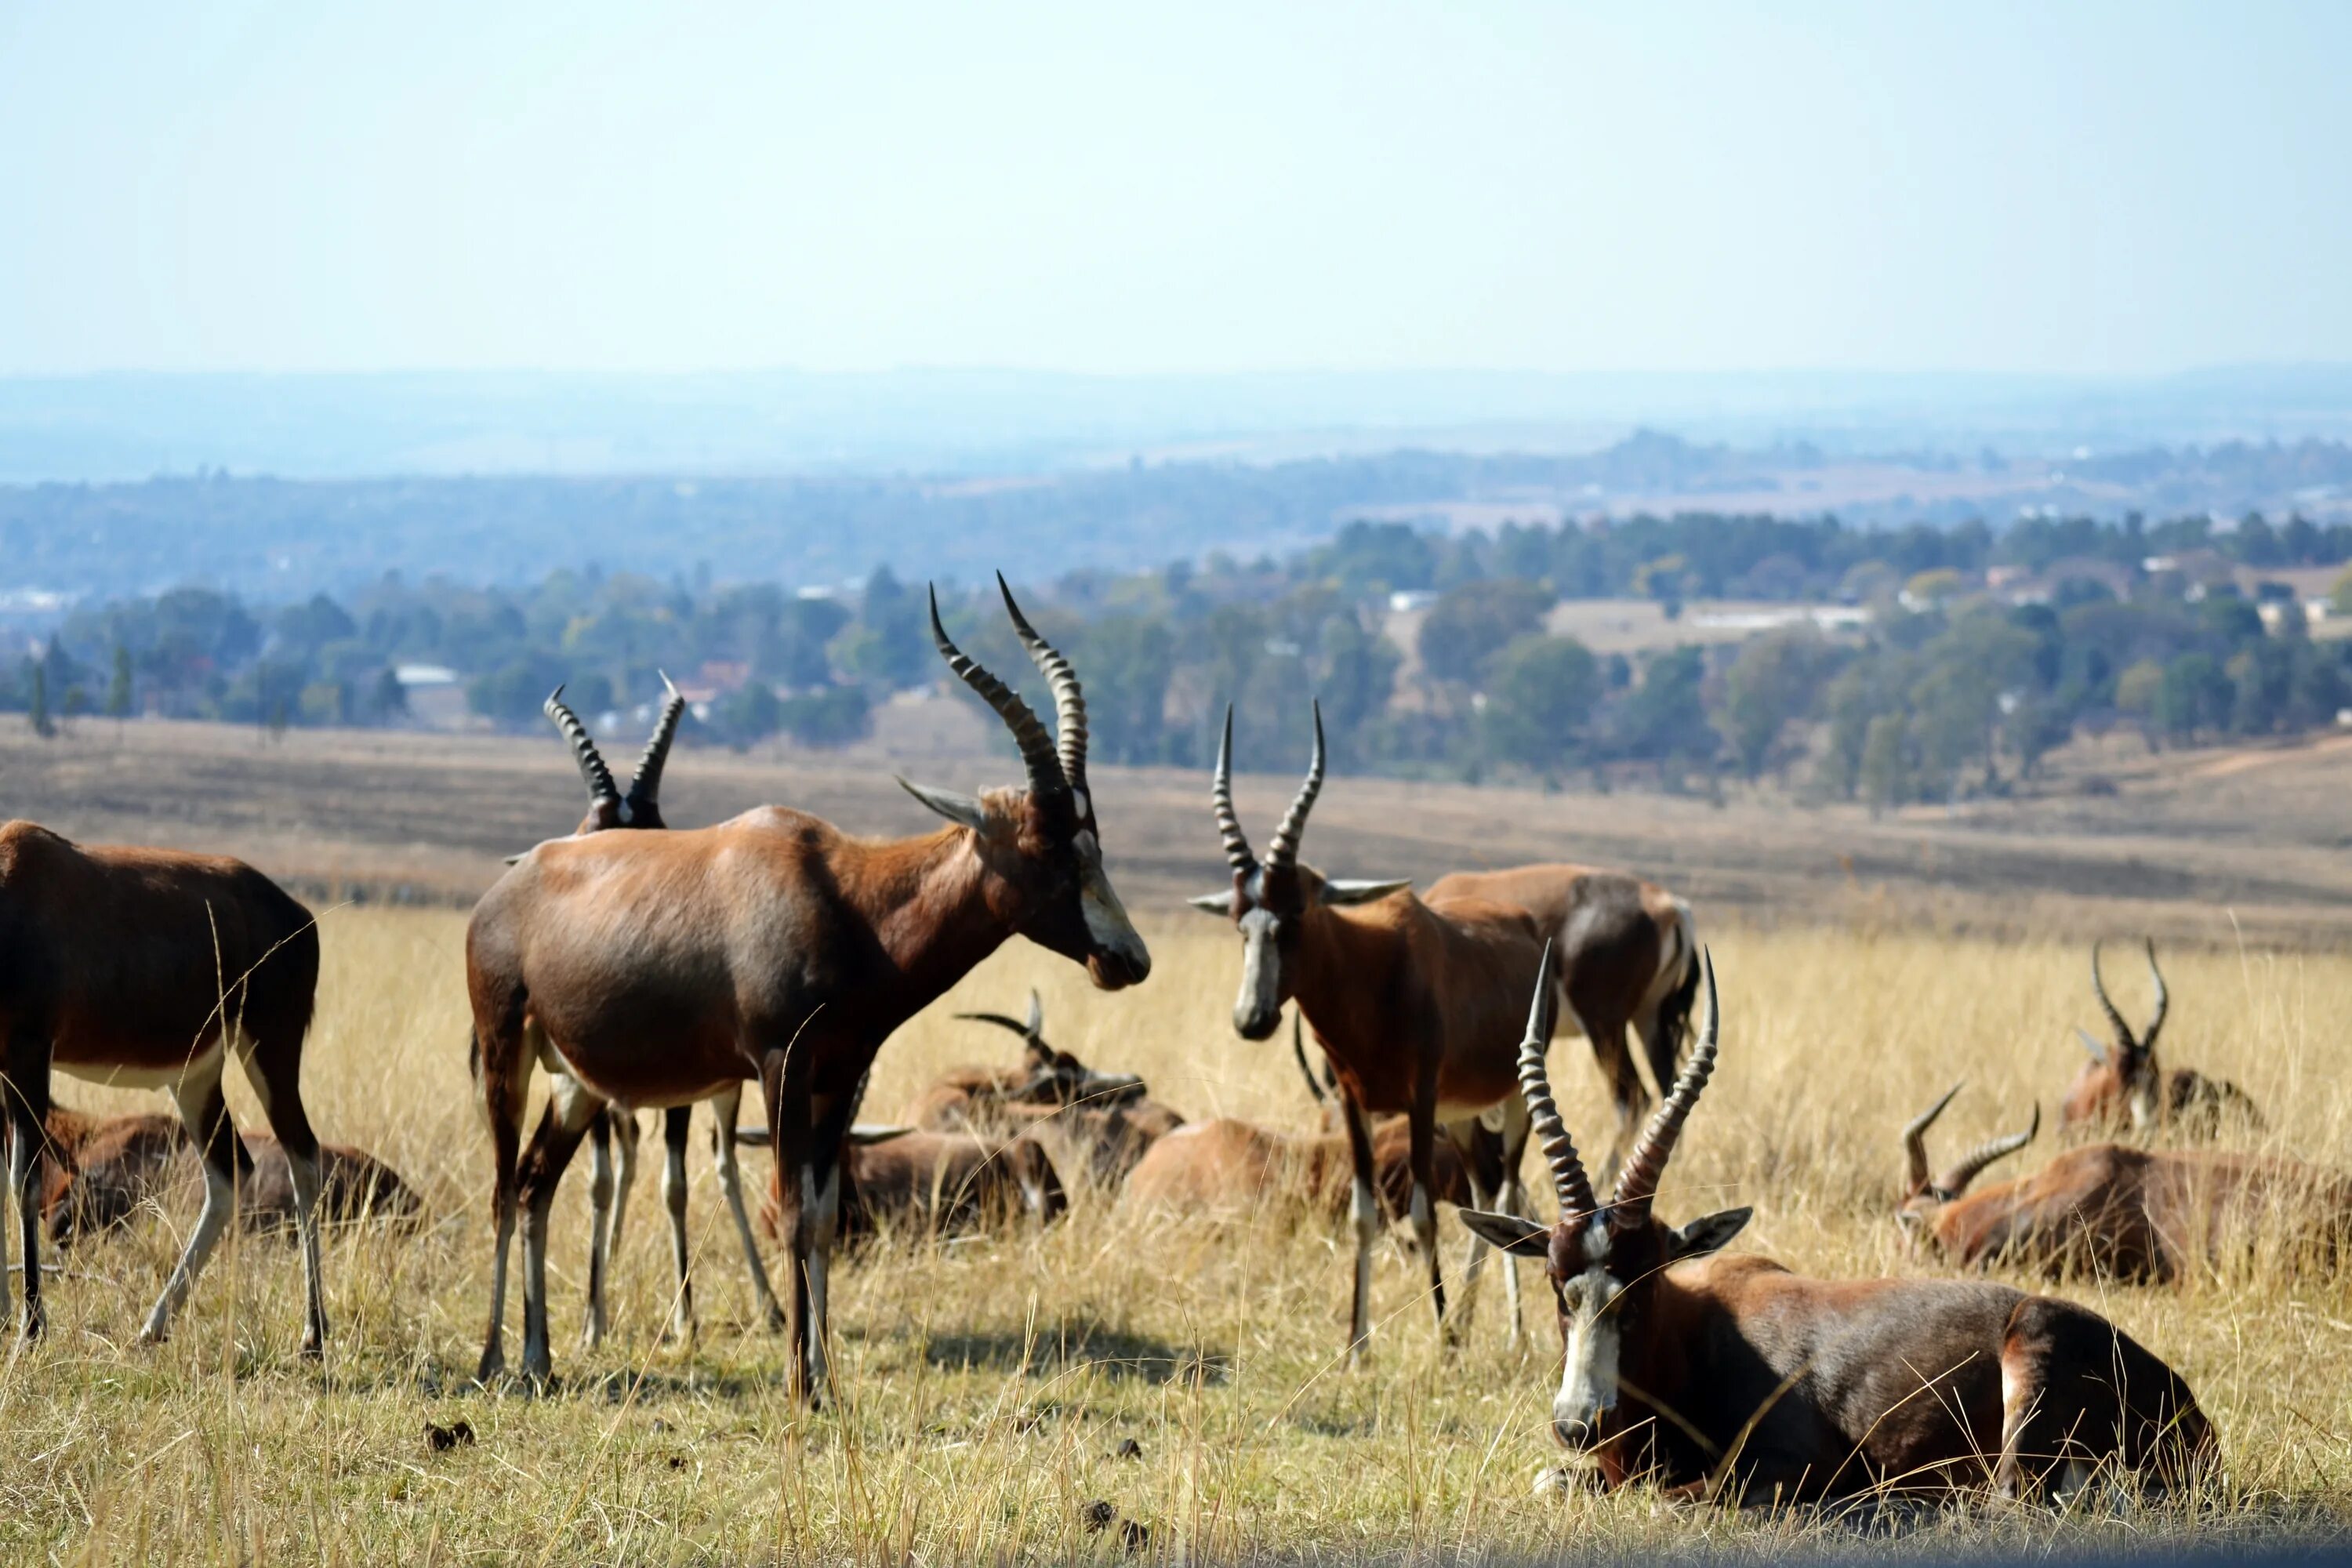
913,992 -> 1182,1186
1900,1086 -> 2351,1283
41,1104 -> 418,1243
1458,948 -> 2216,1504
469,577 -> 1151,1395
534,684 -> 784,1347
746,1120 -> 1068,1242
1189,704 -> 1543,1356
0,822 -> 331,1353
1423,864 -> 1697,1173
2063,940 -> 2260,1138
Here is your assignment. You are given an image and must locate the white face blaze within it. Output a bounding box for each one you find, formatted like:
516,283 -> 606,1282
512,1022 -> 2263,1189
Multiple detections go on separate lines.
1552,1228 -> 1625,1447
1072,829 -> 1148,969
1234,906 -> 1285,1036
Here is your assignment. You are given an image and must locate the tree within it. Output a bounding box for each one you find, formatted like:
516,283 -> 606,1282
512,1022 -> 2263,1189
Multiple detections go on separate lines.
1715,629 -> 1831,779
1319,612 -> 1401,768
1613,646 -> 1713,779
1483,635 -> 1600,774
2156,653 -> 2230,742
368,667 -> 408,722
105,644 -> 133,724
710,680 -> 783,746
778,685 -> 872,747
27,663 -> 52,738
1859,713 -> 1908,816
1417,578 -> 1553,686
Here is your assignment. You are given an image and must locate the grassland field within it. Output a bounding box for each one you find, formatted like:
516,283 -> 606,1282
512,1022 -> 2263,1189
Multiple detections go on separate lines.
6,903 -> 2352,1565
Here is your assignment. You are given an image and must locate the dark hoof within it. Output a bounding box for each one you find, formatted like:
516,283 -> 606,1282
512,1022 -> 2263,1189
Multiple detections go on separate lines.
425,1419 -> 477,1454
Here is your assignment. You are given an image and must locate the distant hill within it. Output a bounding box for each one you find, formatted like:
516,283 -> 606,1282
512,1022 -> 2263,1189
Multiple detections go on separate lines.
3,432 -> 2350,606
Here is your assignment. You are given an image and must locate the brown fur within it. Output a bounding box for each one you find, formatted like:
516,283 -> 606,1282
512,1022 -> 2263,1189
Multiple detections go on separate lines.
759,1131 -> 1066,1242
1120,1113 -> 1479,1219
1911,1142 -> 2352,1283
39,1105 -> 419,1243
1425,863 -> 1697,1168
0,820 -> 329,1352
469,600 -> 1152,1398
909,1000 -> 1181,1186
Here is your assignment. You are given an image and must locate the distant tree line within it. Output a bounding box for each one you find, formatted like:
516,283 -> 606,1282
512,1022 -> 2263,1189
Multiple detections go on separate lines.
13,507 -> 2352,808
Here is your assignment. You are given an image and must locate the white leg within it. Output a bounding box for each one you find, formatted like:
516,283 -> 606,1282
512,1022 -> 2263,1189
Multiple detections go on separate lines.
582,1112 -> 615,1350
710,1087 -> 784,1330
521,1073 -> 601,1382
139,1060 -> 234,1345
281,1140 -> 328,1357
1497,1096 -> 1531,1351
1349,1172 -> 1377,1365
804,1157 -> 840,1396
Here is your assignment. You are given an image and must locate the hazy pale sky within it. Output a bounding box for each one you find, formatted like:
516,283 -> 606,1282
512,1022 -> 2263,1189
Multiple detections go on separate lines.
2,2 -> 2347,377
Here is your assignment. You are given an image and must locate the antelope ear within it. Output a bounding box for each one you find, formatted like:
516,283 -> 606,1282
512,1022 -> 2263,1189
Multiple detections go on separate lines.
1457,1207 -> 1552,1257
1322,878 -> 1410,906
1187,891 -> 1237,915
2072,1028 -> 2109,1065
848,1123 -> 916,1145
1667,1207 -> 1752,1261
898,777 -> 991,832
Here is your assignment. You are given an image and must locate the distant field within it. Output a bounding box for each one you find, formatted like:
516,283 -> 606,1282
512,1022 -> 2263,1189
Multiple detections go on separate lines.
5,913 -> 2349,1561
0,715 -> 2348,946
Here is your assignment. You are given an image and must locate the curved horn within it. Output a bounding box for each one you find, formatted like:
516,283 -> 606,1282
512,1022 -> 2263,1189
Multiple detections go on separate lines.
2089,942 -> 2137,1054
1265,699 -> 1326,871
543,686 -> 620,808
1935,1103 -> 2041,1197
623,671 -> 686,818
1023,987 -> 1044,1040
1901,1081 -> 1964,1195
2140,938 -> 2169,1053
996,573 -> 1088,791
1211,705 -> 1257,873
928,585 -> 1067,799
1611,948 -> 1722,1230
953,1010 -> 1035,1040
1291,1011 -> 1329,1108
1518,942 -> 1600,1225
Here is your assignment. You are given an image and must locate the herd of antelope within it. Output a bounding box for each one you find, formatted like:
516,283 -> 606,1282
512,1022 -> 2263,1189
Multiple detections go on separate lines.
0,572 -> 2342,1508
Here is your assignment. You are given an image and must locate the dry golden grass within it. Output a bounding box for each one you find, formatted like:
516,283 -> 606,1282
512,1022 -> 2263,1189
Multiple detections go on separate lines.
5,908 -> 2351,1563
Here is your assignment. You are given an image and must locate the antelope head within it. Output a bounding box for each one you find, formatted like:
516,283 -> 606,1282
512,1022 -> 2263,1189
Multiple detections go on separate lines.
901,577 -> 1152,991
1185,702 -> 1410,1040
1893,1083 -> 2040,1245
1454,943 -> 1751,1451
954,989 -> 1147,1109
543,675 -> 686,833
2068,938 -> 2169,1131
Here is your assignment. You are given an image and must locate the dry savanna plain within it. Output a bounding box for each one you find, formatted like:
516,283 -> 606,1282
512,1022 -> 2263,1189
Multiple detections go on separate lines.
2,719 -> 2351,1563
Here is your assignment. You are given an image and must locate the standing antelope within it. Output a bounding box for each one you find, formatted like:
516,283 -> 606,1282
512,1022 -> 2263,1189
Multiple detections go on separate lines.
1422,865 -> 1698,1171
2063,940 -> 2260,1138
1900,1086 -> 2350,1283
531,681 -> 787,1347
1457,949 -> 2216,1503
1188,704 -> 1544,1357
0,824 -> 329,1353
468,577 -> 1151,1395
912,993 -> 1181,1186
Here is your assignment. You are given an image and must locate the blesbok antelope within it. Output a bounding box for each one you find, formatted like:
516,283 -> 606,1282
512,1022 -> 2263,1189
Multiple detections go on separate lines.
2063,940 -> 2261,1138
1457,949 -> 2216,1504
1423,864 -> 1697,1171
745,1120 -> 1068,1242
1900,1087 -> 2351,1283
40,1104 -> 418,1243
1187,704 -> 1543,1356
535,684 -> 786,1348
0,822 -> 330,1352
912,993 -> 1181,1186
468,576 -> 1151,1394
1290,1014 -> 1496,1216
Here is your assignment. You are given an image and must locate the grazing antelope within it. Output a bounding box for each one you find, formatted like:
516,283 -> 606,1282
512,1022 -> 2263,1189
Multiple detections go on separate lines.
535,684 -> 785,1347
1900,1087 -> 2350,1283
41,1104 -> 418,1243
913,993 -> 1181,1186
1457,948 -> 2216,1504
468,578 -> 1150,1395
1188,704 -> 1543,1356
1422,864 -> 1698,1172
2063,940 -> 2261,1138
0,823 -> 329,1353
